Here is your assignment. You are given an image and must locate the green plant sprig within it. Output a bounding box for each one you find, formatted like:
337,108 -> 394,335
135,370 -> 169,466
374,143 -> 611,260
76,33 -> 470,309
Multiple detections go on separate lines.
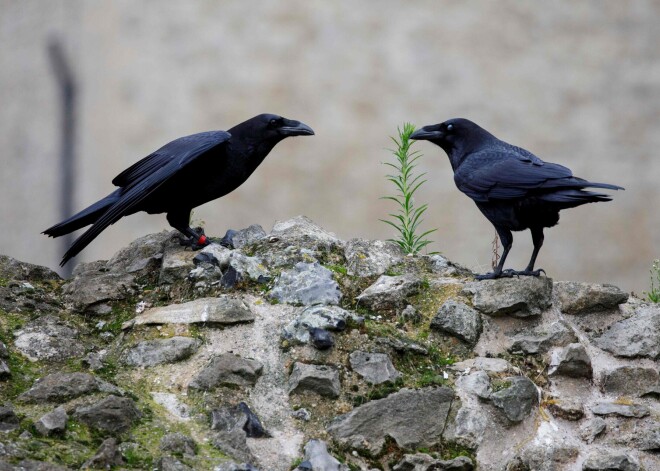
644,259 -> 660,303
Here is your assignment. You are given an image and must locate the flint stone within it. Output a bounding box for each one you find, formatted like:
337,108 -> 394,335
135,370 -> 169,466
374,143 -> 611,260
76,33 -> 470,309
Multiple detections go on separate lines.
309,328 -> 334,350
160,432 -> 197,456
430,300 -> 482,344
0,360 -> 9,379
34,406 -> 67,436
601,366 -> 660,397
461,276 -> 552,317
210,403 -> 266,462
301,439 -> 349,471
106,230 -> 170,274
554,281 -> 629,314
579,417 -> 607,443
225,252 -> 270,284
582,450 -> 640,471
269,216 -> 342,250
18,372 -> 102,403
591,402 -> 649,418
595,306 -> 660,359
455,371 -> 491,400
356,274 -> 422,311
0,255 -> 60,282
269,262 -> 341,306
281,305 -> 351,346
63,267 -> 136,312
393,454 -> 474,471
490,376 -> 538,423
122,336 -> 201,367
0,407 -> 19,432
124,297 -> 254,329
349,351 -> 401,385
221,224 -> 267,249
509,321 -> 578,354
156,456 -> 193,471
548,343 -> 592,378
82,437 -> 123,469
327,387 -> 454,455
13,315 -> 85,362
74,395 -> 142,435
189,353 -> 263,390
344,239 -> 404,277
194,244 -> 232,267
0,341 -> 8,358
289,363 -> 340,398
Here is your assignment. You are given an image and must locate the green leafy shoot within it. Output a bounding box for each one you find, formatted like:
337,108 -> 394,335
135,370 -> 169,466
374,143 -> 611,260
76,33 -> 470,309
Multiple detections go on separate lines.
644,259 -> 660,303
380,123 -> 437,256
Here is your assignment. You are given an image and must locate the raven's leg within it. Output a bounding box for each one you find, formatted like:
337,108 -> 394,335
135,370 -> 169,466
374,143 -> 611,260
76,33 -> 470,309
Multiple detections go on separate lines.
475,226 -> 513,280
166,210 -> 210,249
512,227 -> 546,277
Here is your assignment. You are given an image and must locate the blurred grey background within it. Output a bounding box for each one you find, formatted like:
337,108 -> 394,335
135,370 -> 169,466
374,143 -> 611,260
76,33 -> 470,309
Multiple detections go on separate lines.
1,0 -> 658,292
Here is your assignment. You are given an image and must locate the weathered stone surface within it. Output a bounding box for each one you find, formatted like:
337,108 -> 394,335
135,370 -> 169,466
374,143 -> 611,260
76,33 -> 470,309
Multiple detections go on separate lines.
393,453 -> 474,471
159,246 -> 196,284
509,321 -> 578,355
82,438 -> 123,470
399,304 -> 422,324
579,417 -> 607,443
445,405 -> 489,449
125,297 -> 254,328
281,305 -> 351,346
188,354 -> 263,390
430,300 -> 482,344
288,363 -> 340,398
591,402 -> 649,418
595,306 -> 660,359
13,315 -> 86,362
547,398 -> 585,421
582,450 -> 640,471
194,244 -> 232,268
356,274 -> 422,311
0,407 -> 19,432
0,360 -> 9,379
74,395 -> 142,435
213,462 -> 260,471
0,255 -> 60,282
122,336 -> 201,367
269,262 -> 341,306
554,281 -> 629,315
210,403 -> 266,463
221,224 -> 267,249
451,357 -> 514,374
269,215 -> 342,250
106,230 -> 170,274
11,460 -> 69,471
34,406 -> 67,437
636,425 -> 660,451
151,393 -> 192,421
462,276 -> 553,317
455,371 -> 492,400
327,387 -> 454,455
156,456 -> 194,471
548,343 -> 593,378
160,432 -> 197,456
426,254 -> 470,277
309,328 -> 334,350
18,372 -> 101,403
344,239 -> 404,277
225,252 -> 270,284
490,376 -> 538,423
601,366 -> 660,397
63,267 -> 136,312
513,435 -> 579,471
300,439 -> 349,471
349,351 -> 401,385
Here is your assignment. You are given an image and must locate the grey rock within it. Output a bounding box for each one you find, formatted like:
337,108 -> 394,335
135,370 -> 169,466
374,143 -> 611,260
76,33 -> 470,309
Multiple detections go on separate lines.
159,245 -> 197,284
210,403 -> 266,463
298,439 -> 349,471
156,456 -> 193,471
430,300 -> 483,344
289,363 -> 340,398
637,425 -> 660,451
579,417 -> 607,443
74,395 -> 142,435
427,254 -> 470,277
83,351 -> 105,371
125,296 -> 254,328
18,372 -> 100,403
0,407 -> 19,432
490,376 -> 538,423
394,454 -> 474,471
269,215 -> 343,250
222,224 -> 267,249
63,266 -> 136,312
582,450 -> 640,471
269,262 -> 341,306
399,305 -> 422,324
13,460 -> 69,471
281,305 -> 351,346
34,406 -> 67,437
160,433 -> 197,456
591,402 -> 649,418
601,366 -> 660,397
0,341 -> 8,358
292,408 -> 311,421
13,315 -> 86,362
554,281 -> 629,314
449,404 -> 489,448
194,244 -> 232,267
0,255 -> 60,282
189,353 -> 263,391
376,336 -> 429,355
462,276 -> 553,317
214,462 -> 260,471
509,321 -> 578,354
151,392 -> 192,420
309,328 -> 334,350
225,252 -> 270,284
548,343 -> 592,378
451,357 -> 514,374
106,230 -> 170,274
356,274 -> 422,311
82,438 -> 123,469
455,371 -> 492,400
0,360 -> 9,380
514,439 -> 579,471
122,336 -> 201,367
327,387 -> 454,455
595,305 -> 660,359
546,398 -> 584,421
349,351 -> 401,385
344,239 -> 404,277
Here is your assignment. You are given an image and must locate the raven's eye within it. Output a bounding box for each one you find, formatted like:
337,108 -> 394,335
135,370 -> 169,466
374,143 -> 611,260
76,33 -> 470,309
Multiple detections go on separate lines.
269,118 -> 279,127
446,124 -> 454,131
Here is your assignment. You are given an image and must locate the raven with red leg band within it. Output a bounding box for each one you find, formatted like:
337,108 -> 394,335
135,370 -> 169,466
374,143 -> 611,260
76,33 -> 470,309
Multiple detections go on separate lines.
44,114 -> 314,266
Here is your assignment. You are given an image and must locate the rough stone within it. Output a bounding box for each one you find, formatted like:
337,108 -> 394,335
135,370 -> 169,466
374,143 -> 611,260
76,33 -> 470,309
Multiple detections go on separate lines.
582,450 -> 640,471
514,435 -> 579,471
288,363 -> 340,398
376,336 -> 428,355
547,398 -> 584,421
393,454 -> 474,471
595,305 -> 660,359
579,417 -> 607,443
430,300 -> 483,344
309,328 -> 334,350
461,276 -> 553,317
399,304 -> 422,324
490,376 -> 539,423
63,267 -> 136,312
74,395 -> 142,435
450,357 -> 514,374
151,393 -> 192,421
349,351 -> 401,385
0,255 -> 60,282
591,402 -> 649,418
601,366 -> 660,397
548,343 -> 593,378
106,230 -> 170,274
210,403 -> 267,463
82,438 -> 123,470
427,254 -> 470,277
269,262 -> 341,305
509,321 -> 578,354
18,372 -> 101,403
356,274 -> 422,311
213,462 -> 260,471
0,407 -> 19,433
300,439 -> 349,471
188,353 -> 263,390
221,224 -> 267,249
159,246 -> 197,284
125,296 -> 254,328
156,456 -> 194,471
34,406 -> 67,437
122,336 -> 202,367
281,305 -> 351,346
327,387 -> 454,455
455,371 -> 492,400
11,460 -> 69,471
13,315 -> 86,362
636,425 -> 660,451
0,360 -> 9,380
269,215 -> 342,250
554,281 -> 629,314
344,238 -> 404,277
291,408 -> 311,422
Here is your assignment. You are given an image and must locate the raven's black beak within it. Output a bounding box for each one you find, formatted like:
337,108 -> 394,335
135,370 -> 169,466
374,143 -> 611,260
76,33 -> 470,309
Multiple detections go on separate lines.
279,120 -> 315,136
410,125 -> 443,141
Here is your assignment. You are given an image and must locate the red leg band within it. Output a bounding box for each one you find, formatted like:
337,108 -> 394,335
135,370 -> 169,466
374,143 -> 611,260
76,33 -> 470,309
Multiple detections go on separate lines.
198,235 -> 207,245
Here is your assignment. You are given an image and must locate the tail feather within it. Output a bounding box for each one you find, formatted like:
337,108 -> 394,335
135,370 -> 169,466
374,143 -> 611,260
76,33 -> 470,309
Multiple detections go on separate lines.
43,190 -> 120,238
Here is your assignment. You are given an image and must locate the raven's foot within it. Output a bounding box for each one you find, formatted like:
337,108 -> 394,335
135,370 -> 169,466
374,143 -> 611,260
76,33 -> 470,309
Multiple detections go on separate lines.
474,270 -> 515,280
178,229 -> 211,250
509,268 -> 546,277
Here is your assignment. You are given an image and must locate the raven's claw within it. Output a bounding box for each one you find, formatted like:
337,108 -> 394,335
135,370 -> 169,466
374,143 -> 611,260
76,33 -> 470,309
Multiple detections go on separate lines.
510,268 -> 546,277
178,228 -> 210,250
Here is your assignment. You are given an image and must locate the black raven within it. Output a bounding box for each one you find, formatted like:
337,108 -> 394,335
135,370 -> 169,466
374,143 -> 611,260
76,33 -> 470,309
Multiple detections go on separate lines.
44,114 -> 314,266
410,118 -> 622,280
